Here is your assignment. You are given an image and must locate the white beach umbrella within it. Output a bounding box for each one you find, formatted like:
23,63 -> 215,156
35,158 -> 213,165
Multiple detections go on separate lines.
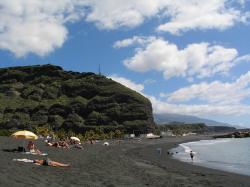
70,136 -> 81,142
103,142 -> 109,146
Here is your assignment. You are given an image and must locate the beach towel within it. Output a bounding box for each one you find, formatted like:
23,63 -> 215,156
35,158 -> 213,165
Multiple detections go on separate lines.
13,158 -> 34,163
13,158 -> 42,166
23,152 -> 48,156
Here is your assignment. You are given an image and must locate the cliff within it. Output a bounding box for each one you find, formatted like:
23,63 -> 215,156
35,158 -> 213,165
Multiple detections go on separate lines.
0,64 -> 155,133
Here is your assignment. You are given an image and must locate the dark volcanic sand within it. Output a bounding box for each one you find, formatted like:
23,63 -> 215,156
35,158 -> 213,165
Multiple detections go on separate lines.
0,136 -> 249,187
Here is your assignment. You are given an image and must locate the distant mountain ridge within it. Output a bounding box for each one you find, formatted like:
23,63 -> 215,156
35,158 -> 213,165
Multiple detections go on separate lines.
154,113 -> 231,126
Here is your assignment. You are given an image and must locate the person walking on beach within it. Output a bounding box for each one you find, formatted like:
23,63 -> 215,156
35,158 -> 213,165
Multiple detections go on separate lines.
190,151 -> 194,161
156,148 -> 162,155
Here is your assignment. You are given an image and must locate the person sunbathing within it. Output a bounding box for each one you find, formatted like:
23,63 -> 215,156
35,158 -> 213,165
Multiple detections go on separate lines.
13,158 -> 70,167
33,158 -> 70,167
61,141 -> 70,149
46,141 -> 69,148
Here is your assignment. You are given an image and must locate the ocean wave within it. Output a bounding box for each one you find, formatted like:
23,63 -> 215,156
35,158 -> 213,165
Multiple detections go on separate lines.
184,139 -> 232,146
178,139 -> 232,155
174,138 -> 250,176
179,144 -> 192,153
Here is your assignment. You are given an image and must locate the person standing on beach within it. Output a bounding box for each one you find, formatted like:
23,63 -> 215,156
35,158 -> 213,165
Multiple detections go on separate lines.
190,151 -> 194,161
156,148 -> 162,155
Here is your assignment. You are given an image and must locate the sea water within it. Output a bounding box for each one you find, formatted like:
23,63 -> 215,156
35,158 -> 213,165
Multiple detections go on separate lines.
172,138 -> 250,176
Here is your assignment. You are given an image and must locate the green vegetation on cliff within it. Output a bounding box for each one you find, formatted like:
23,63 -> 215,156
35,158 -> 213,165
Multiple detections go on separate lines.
157,122 -> 236,136
0,64 -> 155,134
157,123 -> 207,135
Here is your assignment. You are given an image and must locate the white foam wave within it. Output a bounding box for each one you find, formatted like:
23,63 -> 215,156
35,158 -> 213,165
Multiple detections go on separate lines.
179,144 -> 192,153
184,139 -> 232,146
175,138 -> 250,176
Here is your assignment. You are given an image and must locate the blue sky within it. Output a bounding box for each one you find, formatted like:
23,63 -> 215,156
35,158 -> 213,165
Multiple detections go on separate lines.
1,0 -> 250,127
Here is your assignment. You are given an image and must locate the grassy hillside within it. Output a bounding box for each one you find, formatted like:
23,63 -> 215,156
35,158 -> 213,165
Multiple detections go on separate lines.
0,64 -> 155,134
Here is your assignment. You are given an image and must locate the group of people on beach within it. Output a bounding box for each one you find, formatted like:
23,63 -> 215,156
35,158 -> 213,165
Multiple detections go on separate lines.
4,140 -> 71,167
45,138 -> 83,149
14,137 -> 108,167
166,149 -> 195,161
22,140 -> 70,167
46,140 -> 70,149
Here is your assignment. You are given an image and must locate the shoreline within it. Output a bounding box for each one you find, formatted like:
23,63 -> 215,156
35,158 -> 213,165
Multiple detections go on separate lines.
126,135 -> 250,187
170,137 -> 250,177
0,135 -> 250,187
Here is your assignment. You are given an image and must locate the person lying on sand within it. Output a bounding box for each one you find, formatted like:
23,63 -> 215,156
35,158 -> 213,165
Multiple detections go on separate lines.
69,140 -> 83,149
60,141 -> 70,149
46,141 -> 69,149
46,141 -> 59,147
34,158 -> 70,167
13,158 -> 70,167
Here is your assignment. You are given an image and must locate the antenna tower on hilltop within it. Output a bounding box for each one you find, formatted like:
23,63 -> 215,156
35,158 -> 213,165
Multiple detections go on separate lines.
98,64 -> 101,75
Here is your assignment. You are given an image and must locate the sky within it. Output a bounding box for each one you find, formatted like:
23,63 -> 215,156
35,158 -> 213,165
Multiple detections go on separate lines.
0,0 -> 250,127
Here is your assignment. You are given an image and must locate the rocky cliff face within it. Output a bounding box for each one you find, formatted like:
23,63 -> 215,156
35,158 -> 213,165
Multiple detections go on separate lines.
0,64 -> 155,133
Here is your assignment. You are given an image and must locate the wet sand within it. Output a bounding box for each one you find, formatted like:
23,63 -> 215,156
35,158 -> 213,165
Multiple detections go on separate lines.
0,136 -> 249,187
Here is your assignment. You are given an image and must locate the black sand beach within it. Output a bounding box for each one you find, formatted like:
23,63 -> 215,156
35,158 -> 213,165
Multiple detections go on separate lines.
0,136 -> 249,187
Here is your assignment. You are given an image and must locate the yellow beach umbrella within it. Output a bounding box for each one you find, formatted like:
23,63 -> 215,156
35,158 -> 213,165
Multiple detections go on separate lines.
11,130 -> 38,140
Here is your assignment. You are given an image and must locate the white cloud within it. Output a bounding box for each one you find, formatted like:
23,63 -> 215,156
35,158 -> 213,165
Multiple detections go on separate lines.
113,36 -> 156,49
150,95 -> 250,116
85,0 -> 162,30
233,54 -> 250,64
0,0 -> 249,57
165,71 -> 250,104
85,0 -> 249,34
157,0 -> 246,34
108,74 -> 144,93
0,0 -> 86,57
119,37 -> 241,80
108,74 -> 250,117
152,71 -> 250,116
0,21 -> 68,57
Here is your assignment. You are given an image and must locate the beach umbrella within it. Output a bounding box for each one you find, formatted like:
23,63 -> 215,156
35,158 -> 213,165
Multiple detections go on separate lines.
11,130 -> 38,152
11,130 -> 38,140
70,136 -> 81,142
103,142 -> 109,146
